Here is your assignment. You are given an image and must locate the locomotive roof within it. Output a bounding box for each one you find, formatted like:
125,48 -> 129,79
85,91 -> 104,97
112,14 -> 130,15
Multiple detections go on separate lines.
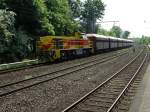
40,36 -> 86,40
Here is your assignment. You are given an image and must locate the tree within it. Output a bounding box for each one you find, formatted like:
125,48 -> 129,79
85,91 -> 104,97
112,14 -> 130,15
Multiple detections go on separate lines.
68,0 -> 82,18
0,0 -> 7,9
110,26 -> 122,38
46,0 -> 79,35
0,10 -> 33,63
122,31 -> 130,39
139,35 -> 150,45
0,10 -> 16,63
98,28 -> 110,36
0,10 -> 16,52
81,0 -> 105,33
6,0 -> 54,36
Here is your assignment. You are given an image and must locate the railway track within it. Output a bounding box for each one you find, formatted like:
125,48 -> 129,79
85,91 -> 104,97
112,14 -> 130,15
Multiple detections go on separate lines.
0,49 -> 128,75
0,50 -> 128,97
62,49 -> 147,112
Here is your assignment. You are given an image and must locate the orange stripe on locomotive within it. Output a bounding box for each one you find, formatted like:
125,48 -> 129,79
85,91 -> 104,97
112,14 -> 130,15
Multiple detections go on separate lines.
37,35 -> 93,62
63,39 -> 91,49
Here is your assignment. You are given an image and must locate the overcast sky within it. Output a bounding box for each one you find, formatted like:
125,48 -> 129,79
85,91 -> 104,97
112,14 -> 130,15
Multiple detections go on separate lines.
81,0 -> 150,37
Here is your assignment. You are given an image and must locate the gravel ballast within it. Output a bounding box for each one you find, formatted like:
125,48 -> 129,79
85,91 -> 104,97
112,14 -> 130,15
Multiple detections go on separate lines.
0,47 -> 141,112
0,49 -> 129,86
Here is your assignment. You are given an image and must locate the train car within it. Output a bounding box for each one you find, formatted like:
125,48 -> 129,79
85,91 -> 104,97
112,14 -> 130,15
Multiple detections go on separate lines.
109,36 -> 118,49
37,33 -> 134,62
117,38 -> 123,48
86,34 -> 133,52
86,34 -> 110,52
119,38 -> 133,48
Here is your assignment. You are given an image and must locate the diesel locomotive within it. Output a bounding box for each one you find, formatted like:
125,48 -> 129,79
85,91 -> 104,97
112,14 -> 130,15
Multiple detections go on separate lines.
37,33 -> 133,62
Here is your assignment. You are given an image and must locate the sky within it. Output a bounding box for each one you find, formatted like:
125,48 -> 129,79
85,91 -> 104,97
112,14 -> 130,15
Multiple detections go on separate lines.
81,0 -> 150,37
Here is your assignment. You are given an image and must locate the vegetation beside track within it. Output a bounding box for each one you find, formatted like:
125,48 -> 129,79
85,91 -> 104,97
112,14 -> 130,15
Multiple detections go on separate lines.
0,59 -> 38,71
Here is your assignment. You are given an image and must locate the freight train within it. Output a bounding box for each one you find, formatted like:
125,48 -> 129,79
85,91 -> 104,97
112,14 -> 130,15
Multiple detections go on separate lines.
37,33 -> 133,62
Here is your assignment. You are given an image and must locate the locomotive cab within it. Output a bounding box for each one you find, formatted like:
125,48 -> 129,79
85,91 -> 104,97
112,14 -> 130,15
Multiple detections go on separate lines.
37,34 -> 93,62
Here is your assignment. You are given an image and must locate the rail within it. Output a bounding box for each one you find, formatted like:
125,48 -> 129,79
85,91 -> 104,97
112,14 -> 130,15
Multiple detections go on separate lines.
0,51 -> 127,97
62,49 -> 145,112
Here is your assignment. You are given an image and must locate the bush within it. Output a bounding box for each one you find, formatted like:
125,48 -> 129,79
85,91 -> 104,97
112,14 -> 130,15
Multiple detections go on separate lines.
0,10 -> 34,64
14,28 -> 33,59
0,10 -> 16,63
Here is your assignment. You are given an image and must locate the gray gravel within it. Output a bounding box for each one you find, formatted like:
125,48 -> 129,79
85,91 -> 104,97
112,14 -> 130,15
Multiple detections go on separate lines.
0,49 -> 128,86
0,47 -> 141,112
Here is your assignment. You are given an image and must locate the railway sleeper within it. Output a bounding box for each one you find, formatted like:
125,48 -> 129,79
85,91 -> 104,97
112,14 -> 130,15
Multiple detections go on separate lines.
108,83 -> 126,86
84,101 -> 112,108
99,90 -> 121,94
89,98 -> 114,103
114,77 -> 133,80
123,96 -> 135,101
92,94 -> 116,100
117,105 -> 130,111
109,81 -> 128,84
134,78 -> 143,81
131,82 -> 141,86
128,87 -> 139,92
106,83 -> 125,87
119,100 -> 131,105
112,109 -> 127,112
127,87 -> 138,91
102,85 -> 125,89
96,91 -> 120,96
103,89 -> 122,93
113,108 -> 129,112
123,92 -> 135,97
94,93 -> 118,98
111,86 -> 126,90
126,89 -> 137,93
77,105 -> 106,112
133,80 -> 142,84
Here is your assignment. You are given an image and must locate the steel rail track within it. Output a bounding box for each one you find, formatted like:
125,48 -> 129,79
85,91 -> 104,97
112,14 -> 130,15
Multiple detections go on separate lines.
62,49 -> 146,112
106,54 -> 147,112
0,51 -> 128,97
0,49 -> 128,75
0,51 -> 127,88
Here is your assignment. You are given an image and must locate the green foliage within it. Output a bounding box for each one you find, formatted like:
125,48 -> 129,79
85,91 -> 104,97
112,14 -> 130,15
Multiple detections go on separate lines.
0,10 -> 16,63
0,10 -> 15,54
98,27 -> 120,37
122,31 -> 130,39
0,0 -> 7,9
0,10 -> 33,63
46,0 -> 79,35
110,26 -> 122,38
6,0 -> 54,35
68,0 -> 82,18
14,29 -> 33,58
98,28 -> 110,36
139,36 -> 150,45
98,26 -> 131,39
81,0 -> 105,33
